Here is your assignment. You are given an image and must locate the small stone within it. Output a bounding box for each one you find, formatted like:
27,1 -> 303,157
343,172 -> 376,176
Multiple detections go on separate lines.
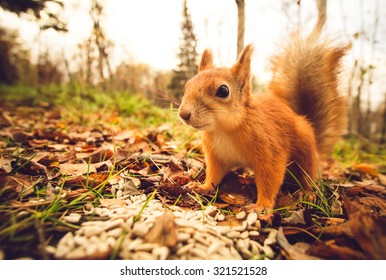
190,247 -> 207,259
247,212 -> 258,226
204,205 -> 217,217
107,227 -> 123,238
177,232 -> 191,242
236,211 -> 246,220
250,240 -> 264,254
216,226 -> 231,235
233,221 -> 247,232
193,232 -> 210,246
249,230 -> 260,237
153,246 -> 169,260
226,231 -> 241,239
104,218 -> 124,231
116,190 -> 123,199
207,241 -> 222,255
136,243 -> 156,252
45,246 -> 56,255
263,245 -> 275,259
132,223 -> 150,237
63,213 -> 81,223
66,247 -> 87,259
83,226 -> 104,238
240,248 -> 253,259
128,238 -> 143,251
85,242 -> 98,256
73,235 -> 88,246
176,243 -> 195,256
264,229 -> 278,246
240,231 -> 249,239
216,213 -> 225,221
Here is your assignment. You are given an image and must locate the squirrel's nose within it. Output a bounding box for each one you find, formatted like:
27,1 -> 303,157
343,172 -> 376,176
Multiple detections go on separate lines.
179,110 -> 191,121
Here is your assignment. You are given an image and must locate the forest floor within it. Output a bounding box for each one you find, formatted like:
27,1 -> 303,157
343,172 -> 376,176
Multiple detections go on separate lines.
0,94 -> 385,260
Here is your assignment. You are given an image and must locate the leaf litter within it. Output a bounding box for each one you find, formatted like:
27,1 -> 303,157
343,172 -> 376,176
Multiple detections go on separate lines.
0,104 -> 385,260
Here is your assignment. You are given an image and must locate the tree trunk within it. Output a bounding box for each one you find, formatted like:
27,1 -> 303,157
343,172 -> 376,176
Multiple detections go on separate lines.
235,0 -> 245,57
381,94 -> 386,144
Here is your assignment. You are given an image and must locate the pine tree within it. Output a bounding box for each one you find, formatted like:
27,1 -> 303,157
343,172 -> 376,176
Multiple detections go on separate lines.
168,0 -> 198,100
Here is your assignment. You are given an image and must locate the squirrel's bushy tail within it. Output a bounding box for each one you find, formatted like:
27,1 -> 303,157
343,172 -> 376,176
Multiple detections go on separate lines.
269,22 -> 349,157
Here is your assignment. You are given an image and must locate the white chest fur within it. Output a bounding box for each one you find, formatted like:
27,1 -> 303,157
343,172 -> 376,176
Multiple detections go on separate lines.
210,133 -> 249,168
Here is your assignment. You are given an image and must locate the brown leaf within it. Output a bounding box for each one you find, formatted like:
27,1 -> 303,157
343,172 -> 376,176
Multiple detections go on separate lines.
77,145 -> 114,164
12,130 -> 33,144
156,134 -> 166,148
283,209 -> 306,225
0,157 -> 13,174
357,196 -> 386,215
144,210 -> 178,248
59,163 -> 96,176
218,172 -> 255,206
352,163 -> 379,177
169,156 -> 184,172
309,239 -> 365,259
379,174 -> 386,186
37,153 -> 59,167
0,174 -> 34,197
12,157 -> 47,176
345,198 -> 386,259
277,227 -> 320,260
311,221 -> 353,238
62,173 -> 109,188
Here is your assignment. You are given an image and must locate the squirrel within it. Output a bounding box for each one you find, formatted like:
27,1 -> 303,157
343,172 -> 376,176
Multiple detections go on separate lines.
178,22 -> 349,212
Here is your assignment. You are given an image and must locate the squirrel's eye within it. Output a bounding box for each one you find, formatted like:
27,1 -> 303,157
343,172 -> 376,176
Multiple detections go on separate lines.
215,85 -> 229,98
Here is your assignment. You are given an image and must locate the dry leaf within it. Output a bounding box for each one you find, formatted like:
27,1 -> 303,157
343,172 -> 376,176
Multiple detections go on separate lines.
59,163 -> 96,176
11,157 -> 47,176
310,239 -> 365,259
352,163 -> 379,177
277,227 -> 320,260
283,209 -> 306,225
345,198 -> 386,259
145,210 -> 178,248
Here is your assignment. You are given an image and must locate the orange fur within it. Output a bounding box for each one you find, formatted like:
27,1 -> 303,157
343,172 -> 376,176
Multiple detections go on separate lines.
178,27 -> 348,211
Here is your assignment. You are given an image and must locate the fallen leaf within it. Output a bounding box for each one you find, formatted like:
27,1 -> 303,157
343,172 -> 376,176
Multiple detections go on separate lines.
11,157 -> 47,176
345,198 -> 386,259
283,209 -> 306,225
352,163 -> 379,177
379,174 -> 386,186
77,145 -> 114,164
144,210 -> 178,248
59,163 -> 96,176
277,227 -> 320,260
310,239 -> 365,259
0,175 -> 34,197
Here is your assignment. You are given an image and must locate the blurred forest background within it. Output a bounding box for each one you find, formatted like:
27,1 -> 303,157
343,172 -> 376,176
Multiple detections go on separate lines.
0,0 -> 385,144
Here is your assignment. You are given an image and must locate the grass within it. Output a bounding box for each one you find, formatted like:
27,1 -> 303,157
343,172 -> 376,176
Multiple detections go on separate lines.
0,83 -> 179,130
132,189 -> 157,224
334,136 -> 386,172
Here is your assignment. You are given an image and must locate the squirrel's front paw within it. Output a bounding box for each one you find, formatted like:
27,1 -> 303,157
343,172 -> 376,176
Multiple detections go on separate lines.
242,203 -> 271,214
182,181 -> 215,195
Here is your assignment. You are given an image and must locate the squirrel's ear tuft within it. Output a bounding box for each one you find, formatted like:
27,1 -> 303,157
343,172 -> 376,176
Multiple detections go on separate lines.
232,44 -> 254,82
199,49 -> 214,72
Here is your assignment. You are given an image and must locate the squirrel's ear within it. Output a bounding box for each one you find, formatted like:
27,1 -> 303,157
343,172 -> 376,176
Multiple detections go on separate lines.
232,44 -> 254,84
199,49 -> 214,72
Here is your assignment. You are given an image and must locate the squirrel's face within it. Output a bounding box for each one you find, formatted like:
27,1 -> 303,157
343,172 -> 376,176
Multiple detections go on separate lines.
178,44 -> 254,133
179,69 -> 246,132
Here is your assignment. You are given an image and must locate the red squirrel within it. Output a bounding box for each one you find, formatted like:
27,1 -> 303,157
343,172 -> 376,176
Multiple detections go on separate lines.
178,23 -> 348,212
